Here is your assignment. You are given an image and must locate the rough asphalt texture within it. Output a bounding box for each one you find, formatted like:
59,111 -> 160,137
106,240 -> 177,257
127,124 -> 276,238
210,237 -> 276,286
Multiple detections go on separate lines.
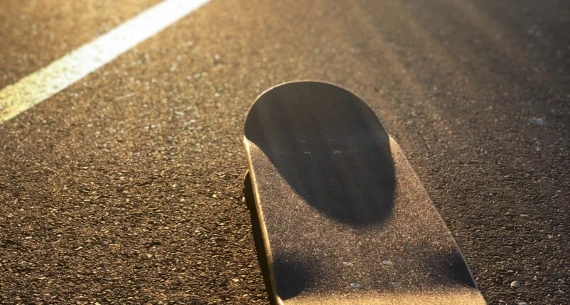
0,0 -> 568,304
0,0 -> 161,89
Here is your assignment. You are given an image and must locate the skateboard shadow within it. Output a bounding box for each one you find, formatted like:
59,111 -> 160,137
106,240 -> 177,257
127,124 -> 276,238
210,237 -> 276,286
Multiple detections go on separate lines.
245,82 -> 395,228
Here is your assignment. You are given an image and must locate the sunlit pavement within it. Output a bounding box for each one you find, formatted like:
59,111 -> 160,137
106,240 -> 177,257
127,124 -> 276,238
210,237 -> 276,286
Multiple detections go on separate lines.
0,0 -> 568,304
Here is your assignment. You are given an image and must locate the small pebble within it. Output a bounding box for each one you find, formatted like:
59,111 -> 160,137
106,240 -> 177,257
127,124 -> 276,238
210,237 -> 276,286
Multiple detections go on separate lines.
510,280 -> 521,288
529,117 -> 545,125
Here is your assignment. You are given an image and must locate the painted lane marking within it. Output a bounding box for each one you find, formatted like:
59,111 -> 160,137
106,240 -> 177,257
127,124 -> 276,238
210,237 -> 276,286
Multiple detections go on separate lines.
0,0 -> 210,123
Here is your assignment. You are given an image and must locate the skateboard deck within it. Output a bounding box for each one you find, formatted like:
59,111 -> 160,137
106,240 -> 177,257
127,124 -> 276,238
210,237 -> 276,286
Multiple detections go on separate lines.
243,81 -> 486,305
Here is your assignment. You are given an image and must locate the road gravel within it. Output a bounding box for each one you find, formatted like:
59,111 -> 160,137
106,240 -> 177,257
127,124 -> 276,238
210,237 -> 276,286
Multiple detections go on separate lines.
0,0 -> 568,304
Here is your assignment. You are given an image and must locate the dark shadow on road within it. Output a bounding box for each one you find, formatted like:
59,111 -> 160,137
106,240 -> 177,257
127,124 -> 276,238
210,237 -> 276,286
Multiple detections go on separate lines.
244,81 -> 395,228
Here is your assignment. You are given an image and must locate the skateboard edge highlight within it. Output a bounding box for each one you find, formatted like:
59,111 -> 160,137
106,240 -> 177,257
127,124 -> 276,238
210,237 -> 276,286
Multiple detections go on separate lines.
243,139 -> 284,305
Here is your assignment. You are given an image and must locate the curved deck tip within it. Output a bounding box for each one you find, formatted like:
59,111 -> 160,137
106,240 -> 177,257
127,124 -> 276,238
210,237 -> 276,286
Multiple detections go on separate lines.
243,80 -> 395,228
245,81 -> 377,130
255,81 -> 354,102
244,81 -> 386,140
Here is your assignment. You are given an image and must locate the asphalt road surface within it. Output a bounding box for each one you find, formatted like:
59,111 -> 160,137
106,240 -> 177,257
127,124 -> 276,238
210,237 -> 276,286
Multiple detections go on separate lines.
1,0 -> 568,304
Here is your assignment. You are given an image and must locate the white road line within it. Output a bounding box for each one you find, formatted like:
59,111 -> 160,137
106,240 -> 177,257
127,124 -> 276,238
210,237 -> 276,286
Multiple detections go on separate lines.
0,0 -> 210,123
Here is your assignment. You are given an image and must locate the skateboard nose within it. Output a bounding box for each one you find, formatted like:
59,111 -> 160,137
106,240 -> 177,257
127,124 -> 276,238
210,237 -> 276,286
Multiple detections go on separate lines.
245,81 -> 395,227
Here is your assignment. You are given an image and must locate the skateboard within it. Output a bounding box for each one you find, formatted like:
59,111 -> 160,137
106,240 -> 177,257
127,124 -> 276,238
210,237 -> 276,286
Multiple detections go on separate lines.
243,81 -> 486,305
